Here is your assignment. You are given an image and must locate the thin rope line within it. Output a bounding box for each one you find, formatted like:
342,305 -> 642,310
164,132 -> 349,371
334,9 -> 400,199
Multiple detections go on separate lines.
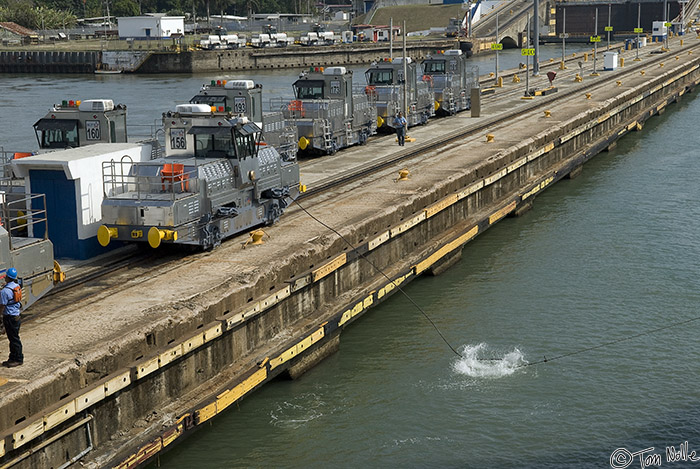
519,314 -> 700,368
292,198 -> 464,358
290,199 -> 700,369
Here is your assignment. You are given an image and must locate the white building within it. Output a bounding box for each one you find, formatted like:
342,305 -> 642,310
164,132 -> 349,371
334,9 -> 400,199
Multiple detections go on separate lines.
117,14 -> 185,39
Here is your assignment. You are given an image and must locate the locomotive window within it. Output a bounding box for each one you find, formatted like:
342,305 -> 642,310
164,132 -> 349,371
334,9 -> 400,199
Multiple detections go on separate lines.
366,69 -> 393,85
294,80 -> 324,99
34,119 -> 79,149
193,132 -> 234,158
234,132 -> 256,159
423,61 -> 446,74
191,95 -> 227,108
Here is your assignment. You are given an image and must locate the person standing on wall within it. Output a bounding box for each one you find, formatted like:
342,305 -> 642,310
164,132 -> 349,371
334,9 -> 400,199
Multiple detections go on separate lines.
394,111 -> 408,146
2,268 -> 23,367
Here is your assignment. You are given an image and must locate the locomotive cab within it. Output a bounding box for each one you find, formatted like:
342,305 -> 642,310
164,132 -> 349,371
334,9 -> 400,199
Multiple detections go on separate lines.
33,99 -> 127,150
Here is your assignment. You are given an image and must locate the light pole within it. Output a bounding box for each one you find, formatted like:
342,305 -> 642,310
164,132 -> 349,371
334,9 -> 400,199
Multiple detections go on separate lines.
635,2 -> 641,61
561,7 -> 567,69
495,11 -> 499,83
606,3 -> 611,51
533,0 -> 539,75
663,0 -> 668,50
591,8 -> 599,76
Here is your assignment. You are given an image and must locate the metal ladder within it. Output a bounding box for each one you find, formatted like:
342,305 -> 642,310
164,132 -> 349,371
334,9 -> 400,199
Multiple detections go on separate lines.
322,119 -> 334,152
445,89 -> 457,114
344,121 -> 353,145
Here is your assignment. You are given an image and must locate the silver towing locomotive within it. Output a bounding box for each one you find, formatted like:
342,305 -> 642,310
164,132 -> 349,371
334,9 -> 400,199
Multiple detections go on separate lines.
189,79 -> 297,160
365,57 -> 435,130
276,66 -> 376,155
33,99 -> 127,150
97,104 -> 301,249
421,49 -> 478,116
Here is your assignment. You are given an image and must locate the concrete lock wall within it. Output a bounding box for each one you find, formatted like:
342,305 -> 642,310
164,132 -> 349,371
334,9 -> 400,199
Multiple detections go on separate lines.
138,40 -> 457,73
1,55 -> 699,468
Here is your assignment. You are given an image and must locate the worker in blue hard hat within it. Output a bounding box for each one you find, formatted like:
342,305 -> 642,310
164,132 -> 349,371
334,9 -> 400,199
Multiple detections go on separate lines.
2,267 -> 23,367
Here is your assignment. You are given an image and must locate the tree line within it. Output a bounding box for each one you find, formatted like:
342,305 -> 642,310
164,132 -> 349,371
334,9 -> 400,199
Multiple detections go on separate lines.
0,0 -> 322,30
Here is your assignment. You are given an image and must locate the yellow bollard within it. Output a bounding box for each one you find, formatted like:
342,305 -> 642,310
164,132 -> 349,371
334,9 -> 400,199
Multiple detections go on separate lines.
620,57 -> 625,67
496,76 -> 503,87
681,39 -> 684,46
640,70 -> 646,75
675,56 -> 679,60
549,57 -> 554,62
584,52 -> 589,62
574,73 -> 583,82
486,134 -> 495,143
586,93 -> 592,99
489,72 -> 494,77
660,63 -> 664,67
543,110 -> 552,118
559,60 -> 567,70
396,169 -> 410,181
616,80 -> 622,86
512,74 -> 520,83
244,229 -> 269,247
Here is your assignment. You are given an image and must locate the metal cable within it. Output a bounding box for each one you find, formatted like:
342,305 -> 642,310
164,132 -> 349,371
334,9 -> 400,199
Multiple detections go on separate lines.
292,198 -> 465,358
519,314 -> 700,368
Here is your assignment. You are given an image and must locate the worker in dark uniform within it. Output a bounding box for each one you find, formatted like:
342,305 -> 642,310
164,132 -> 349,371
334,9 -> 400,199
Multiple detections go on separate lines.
2,268 -> 23,367
393,111 -> 407,146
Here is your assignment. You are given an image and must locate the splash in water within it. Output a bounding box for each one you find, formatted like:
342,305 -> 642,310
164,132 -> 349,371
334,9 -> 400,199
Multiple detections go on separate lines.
452,343 -> 526,378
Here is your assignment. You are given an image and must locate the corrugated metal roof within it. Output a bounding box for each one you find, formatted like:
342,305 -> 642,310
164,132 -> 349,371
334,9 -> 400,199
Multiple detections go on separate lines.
0,22 -> 38,37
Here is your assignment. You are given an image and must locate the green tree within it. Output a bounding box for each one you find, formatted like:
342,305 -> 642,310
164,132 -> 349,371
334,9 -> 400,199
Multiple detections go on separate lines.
111,0 -> 138,16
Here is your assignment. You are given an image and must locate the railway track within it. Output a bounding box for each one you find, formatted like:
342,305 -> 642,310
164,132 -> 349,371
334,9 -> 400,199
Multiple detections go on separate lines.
23,38 -> 695,322
301,38 -> 688,198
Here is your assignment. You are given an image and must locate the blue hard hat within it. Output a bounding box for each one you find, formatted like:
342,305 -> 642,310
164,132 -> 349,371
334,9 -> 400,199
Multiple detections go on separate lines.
6,268 -> 17,280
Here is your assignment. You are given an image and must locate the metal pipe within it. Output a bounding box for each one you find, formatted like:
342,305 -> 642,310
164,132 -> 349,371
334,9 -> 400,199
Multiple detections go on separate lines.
389,17 -> 393,60
0,415 -> 94,469
57,421 -> 93,469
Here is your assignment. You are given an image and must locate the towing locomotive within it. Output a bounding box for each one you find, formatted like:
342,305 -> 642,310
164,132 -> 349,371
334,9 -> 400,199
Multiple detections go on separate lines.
32,99 -> 128,150
421,49 -> 478,116
276,66 -> 376,155
189,79 -> 297,160
97,105 -> 301,249
365,57 -> 435,130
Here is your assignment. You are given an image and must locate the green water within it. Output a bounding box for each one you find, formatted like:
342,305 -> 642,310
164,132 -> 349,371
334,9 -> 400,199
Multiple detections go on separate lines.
154,74 -> 700,468
0,44 -> 693,468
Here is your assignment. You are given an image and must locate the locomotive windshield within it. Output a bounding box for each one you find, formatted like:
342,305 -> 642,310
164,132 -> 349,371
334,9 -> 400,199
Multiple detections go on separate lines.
190,94 -> 226,108
366,69 -> 394,85
294,80 -> 324,99
190,127 -> 235,158
34,119 -> 79,149
423,60 -> 446,74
